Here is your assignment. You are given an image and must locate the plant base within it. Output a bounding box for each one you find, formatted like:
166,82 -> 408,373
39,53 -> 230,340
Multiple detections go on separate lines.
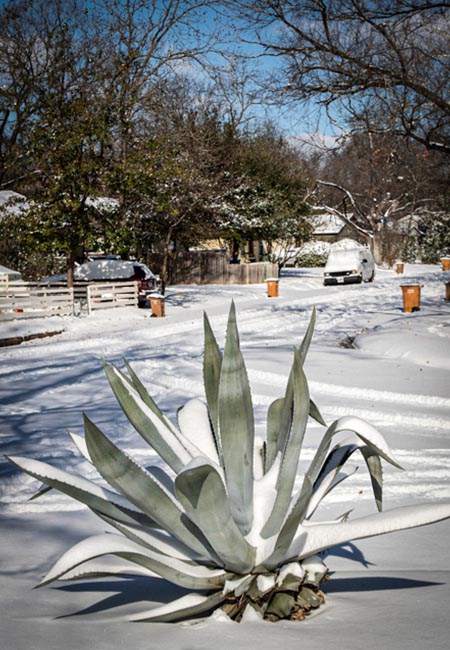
220,575 -> 328,622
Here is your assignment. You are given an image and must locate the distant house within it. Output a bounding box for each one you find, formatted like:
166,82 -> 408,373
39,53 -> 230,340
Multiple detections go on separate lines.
310,212 -> 366,245
0,191 -> 29,219
0,264 -> 21,280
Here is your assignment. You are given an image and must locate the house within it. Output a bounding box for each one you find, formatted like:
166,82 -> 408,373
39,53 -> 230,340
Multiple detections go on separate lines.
0,264 -> 21,280
310,212 -> 366,245
0,191 -> 29,218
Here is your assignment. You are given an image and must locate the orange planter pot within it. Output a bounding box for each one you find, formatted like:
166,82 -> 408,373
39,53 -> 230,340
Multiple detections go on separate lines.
401,284 -> 423,313
441,258 -> 450,271
149,294 -> 165,317
265,278 -> 279,298
395,262 -> 404,274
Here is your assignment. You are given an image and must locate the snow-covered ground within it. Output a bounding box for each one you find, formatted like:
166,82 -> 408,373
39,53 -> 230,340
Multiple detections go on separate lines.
1,263 -> 450,649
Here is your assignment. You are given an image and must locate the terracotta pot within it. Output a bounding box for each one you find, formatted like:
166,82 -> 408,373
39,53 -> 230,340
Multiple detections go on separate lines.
440,258 -> 450,271
400,284 -> 423,313
395,262 -> 404,274
265,278 -> 279,298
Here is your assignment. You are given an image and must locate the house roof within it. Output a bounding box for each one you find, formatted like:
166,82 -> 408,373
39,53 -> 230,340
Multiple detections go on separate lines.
311,212 -> 350,235
0,264 -> 22,280
0,191 -> 29,218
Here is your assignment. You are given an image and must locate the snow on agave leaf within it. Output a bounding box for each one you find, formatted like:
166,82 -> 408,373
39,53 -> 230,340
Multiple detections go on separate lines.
8,303 -> 450,623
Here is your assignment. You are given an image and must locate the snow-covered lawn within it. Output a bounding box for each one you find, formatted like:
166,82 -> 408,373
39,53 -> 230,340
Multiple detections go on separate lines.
1,263 -> 449,649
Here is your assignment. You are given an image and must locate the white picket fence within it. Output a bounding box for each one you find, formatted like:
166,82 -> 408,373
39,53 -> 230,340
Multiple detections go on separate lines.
0,275 -> 139,321
0,274 -> 9,292
86,281 -> 138,313
0,278 -> 74,320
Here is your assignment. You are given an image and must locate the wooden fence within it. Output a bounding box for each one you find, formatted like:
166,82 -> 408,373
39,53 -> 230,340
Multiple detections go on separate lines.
87,282 -> 138,313
0,273 -> 9,293
147,251 -> 278,285
0,279 -> 74,320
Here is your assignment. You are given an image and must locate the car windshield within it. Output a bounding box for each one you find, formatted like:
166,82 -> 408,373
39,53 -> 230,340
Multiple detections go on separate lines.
325,250 -> 362,271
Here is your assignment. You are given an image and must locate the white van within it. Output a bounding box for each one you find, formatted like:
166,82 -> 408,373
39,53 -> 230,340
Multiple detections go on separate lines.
323,248 -> 375,285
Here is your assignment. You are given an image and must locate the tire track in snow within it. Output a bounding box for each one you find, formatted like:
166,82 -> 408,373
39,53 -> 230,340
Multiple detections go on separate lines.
247,368 -> 450,433
249,369 -> 450,409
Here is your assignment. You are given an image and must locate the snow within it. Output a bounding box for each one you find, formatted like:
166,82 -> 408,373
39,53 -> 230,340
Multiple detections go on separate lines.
311,212 -> 347,235
1,262 -> 450,648
0,189 -> 29,217
324,247 -> 371,272
43,259 -> 157,283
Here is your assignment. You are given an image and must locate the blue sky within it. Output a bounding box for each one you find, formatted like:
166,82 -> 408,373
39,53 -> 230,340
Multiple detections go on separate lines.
0,0 -> 338,145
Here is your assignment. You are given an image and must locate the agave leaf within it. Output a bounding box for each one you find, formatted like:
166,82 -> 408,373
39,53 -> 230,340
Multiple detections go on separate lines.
266,398 -> 285,471
39,533 -> 227,590
297,586 -> 321,608
307,415 -> 401,486
266,398 -> 326,473
58,556 -> 158,581
83,415 -> 211,558
203,312 -> 223,442
132,591 -> 226,623
175,459 -> 255,574
68,431 -> 91,461
103,362 -> 192,473
307,437 -> 383,516
306,439 -> 375,517
28,484 -> 52,501
262,476 -> 313,570
276,363 -> 295,463
361,447 -> 383,511
298,307 -> 316,365
290,502 -> 450,559
122,359 -> 168,423
305,444 -> 359,519
6,455 -> 154,527
245,453 -> 281,562
30,431 -> 92,502
145,466 -> 176,496
262,349 -> 310,537
177,398 -> 220,466
265,310 -> 319,473
98,514 -> 201,562
218,301 -> 254,534
266,591 -> 296,618
309,398 -> 327,427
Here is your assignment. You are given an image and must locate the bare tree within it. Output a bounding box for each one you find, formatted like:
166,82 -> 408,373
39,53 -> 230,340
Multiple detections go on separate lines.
232,0 -> 450,154
310,131 -> 449,264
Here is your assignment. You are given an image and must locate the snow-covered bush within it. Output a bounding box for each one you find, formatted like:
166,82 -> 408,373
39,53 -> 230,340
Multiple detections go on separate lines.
7,305 -> 450,623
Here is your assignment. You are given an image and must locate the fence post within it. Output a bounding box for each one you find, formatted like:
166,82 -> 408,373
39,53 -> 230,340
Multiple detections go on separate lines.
0,273 -> 8,294
87,285 -> 92,315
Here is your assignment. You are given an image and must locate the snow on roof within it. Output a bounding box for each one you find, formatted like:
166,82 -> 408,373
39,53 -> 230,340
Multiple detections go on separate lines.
85,197 -> 120,212
0,264 -> 22,279
311,212 -> 350,235
0,191 -> 29,218
311,212 -> 344,235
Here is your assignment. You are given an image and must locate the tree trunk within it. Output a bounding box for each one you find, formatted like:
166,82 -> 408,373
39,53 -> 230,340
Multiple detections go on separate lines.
230,238 -> 240,263
160,228 -> 174,295
66,250 -> 76,288
371,229 -> 384,266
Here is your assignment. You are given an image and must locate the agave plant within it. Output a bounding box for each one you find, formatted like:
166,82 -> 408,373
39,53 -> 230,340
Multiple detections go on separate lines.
7,304 -> 450,623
